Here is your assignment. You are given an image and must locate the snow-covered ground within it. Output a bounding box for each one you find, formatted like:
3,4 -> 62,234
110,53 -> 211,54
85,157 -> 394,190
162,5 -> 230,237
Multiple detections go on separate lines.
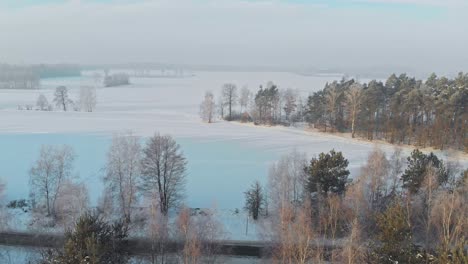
0,71 -> 466,240
0,245 -> 40,264
0,245 -> 261,264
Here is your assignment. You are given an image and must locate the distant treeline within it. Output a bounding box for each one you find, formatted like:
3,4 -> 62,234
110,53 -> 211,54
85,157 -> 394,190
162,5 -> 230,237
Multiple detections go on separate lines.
0,64 -> 81,89
32,64 -> 81,78
104,72 -> 130,87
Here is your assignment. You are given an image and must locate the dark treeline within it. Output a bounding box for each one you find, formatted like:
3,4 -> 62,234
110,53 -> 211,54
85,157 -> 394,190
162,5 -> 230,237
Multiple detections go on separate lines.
104,72 -> 130,87
0,64 -> 81,89
306,73 -> 467,151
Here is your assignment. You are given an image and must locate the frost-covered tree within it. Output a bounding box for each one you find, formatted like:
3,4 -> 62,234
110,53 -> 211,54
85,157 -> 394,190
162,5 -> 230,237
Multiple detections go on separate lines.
36,94 -> 49,111
359,148 -> 391,211
92,72 -> 102,87
141,133 -> 187,215
79,86 -> 97,112
104,73 -> 130,87
239,86 -> 251,114
325,86 -> 341,132
199,91 -> 216,123
104,132 -> 141,224
53,86 -> 72,111
345,83 -> 363,138
221,83 -> 237,120
55,180 -> 89,230
175,206 -> 225,264
268,150 -> 308,212
268,201 -> 318,264
146,200 -> 170,263
0,179 -> 9,230
29,145 -> 75,217
282,88 -> 298,122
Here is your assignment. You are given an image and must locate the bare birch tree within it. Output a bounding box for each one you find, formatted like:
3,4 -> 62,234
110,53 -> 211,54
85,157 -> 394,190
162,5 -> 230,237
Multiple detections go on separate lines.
326,86 -> 340,131
29,145 -> 75,218
345,148 -> 391,234
146,199 -> 170,264
239,85 -> 251,114
345,83 -> 362,138
389,147 -> 405,192
322,194 -> 347,262
175,207 -> 224,264
36,94 -> 49,111
221,83 -> 237,120
199,91 -> 216,123
430,188 -> 467,260
53,86 -> 72,111
340,218 -> 365,264
282,88 -> 298,122
141,133 -> 187,215
104,132 -> 141,224
269,201 -> 319,264
411,165 -> 440,251
268,150 -> 308,213
55,180 -> 89,230
0,180 -> 9,230
360,148 -> 391,210
176,207 -> 202,264
92,72 -> 102,87
79,86 -> 97,112
217,93 -> 226,119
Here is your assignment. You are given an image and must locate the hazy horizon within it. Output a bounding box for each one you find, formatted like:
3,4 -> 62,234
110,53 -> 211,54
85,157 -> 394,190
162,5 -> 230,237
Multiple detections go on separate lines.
1,0 -> 467,75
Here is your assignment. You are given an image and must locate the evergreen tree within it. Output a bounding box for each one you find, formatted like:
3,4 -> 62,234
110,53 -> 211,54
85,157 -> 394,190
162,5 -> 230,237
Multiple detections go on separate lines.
254,83 -> 280,124
305,150 -> 350,196
306,90 -> 326,129
244,181 -> 265,220
40,212 -> 129,264
401,149 -> 448,193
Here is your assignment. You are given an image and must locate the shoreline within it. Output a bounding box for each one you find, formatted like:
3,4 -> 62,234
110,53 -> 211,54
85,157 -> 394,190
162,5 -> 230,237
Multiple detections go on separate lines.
229,120 -> 468,161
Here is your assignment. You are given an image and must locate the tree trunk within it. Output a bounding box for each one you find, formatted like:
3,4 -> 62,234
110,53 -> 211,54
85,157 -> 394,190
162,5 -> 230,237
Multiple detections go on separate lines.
229,98 -> 232,121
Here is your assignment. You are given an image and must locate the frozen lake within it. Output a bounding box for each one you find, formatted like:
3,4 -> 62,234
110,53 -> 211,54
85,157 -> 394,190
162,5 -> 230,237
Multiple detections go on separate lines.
0,133 -> 276,209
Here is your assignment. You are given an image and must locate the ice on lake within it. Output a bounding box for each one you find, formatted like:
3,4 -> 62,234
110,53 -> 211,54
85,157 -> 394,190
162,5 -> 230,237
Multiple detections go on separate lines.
0,133 -> 278,209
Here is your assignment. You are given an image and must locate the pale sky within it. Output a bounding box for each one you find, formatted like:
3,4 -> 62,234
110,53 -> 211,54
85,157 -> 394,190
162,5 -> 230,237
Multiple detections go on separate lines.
1,0 -> 467,73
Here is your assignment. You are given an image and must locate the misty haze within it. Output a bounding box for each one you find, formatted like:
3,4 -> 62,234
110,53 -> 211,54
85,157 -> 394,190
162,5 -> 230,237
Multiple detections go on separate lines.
0,1 -> 467,264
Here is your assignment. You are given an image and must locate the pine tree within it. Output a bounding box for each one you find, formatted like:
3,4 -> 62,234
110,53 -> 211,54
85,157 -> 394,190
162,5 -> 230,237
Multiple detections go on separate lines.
401,149 -> 448,194
305,149 -> 350,196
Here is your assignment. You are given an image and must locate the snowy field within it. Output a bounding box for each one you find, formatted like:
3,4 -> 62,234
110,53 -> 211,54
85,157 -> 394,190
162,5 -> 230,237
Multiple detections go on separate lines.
0,71 -> 466,239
